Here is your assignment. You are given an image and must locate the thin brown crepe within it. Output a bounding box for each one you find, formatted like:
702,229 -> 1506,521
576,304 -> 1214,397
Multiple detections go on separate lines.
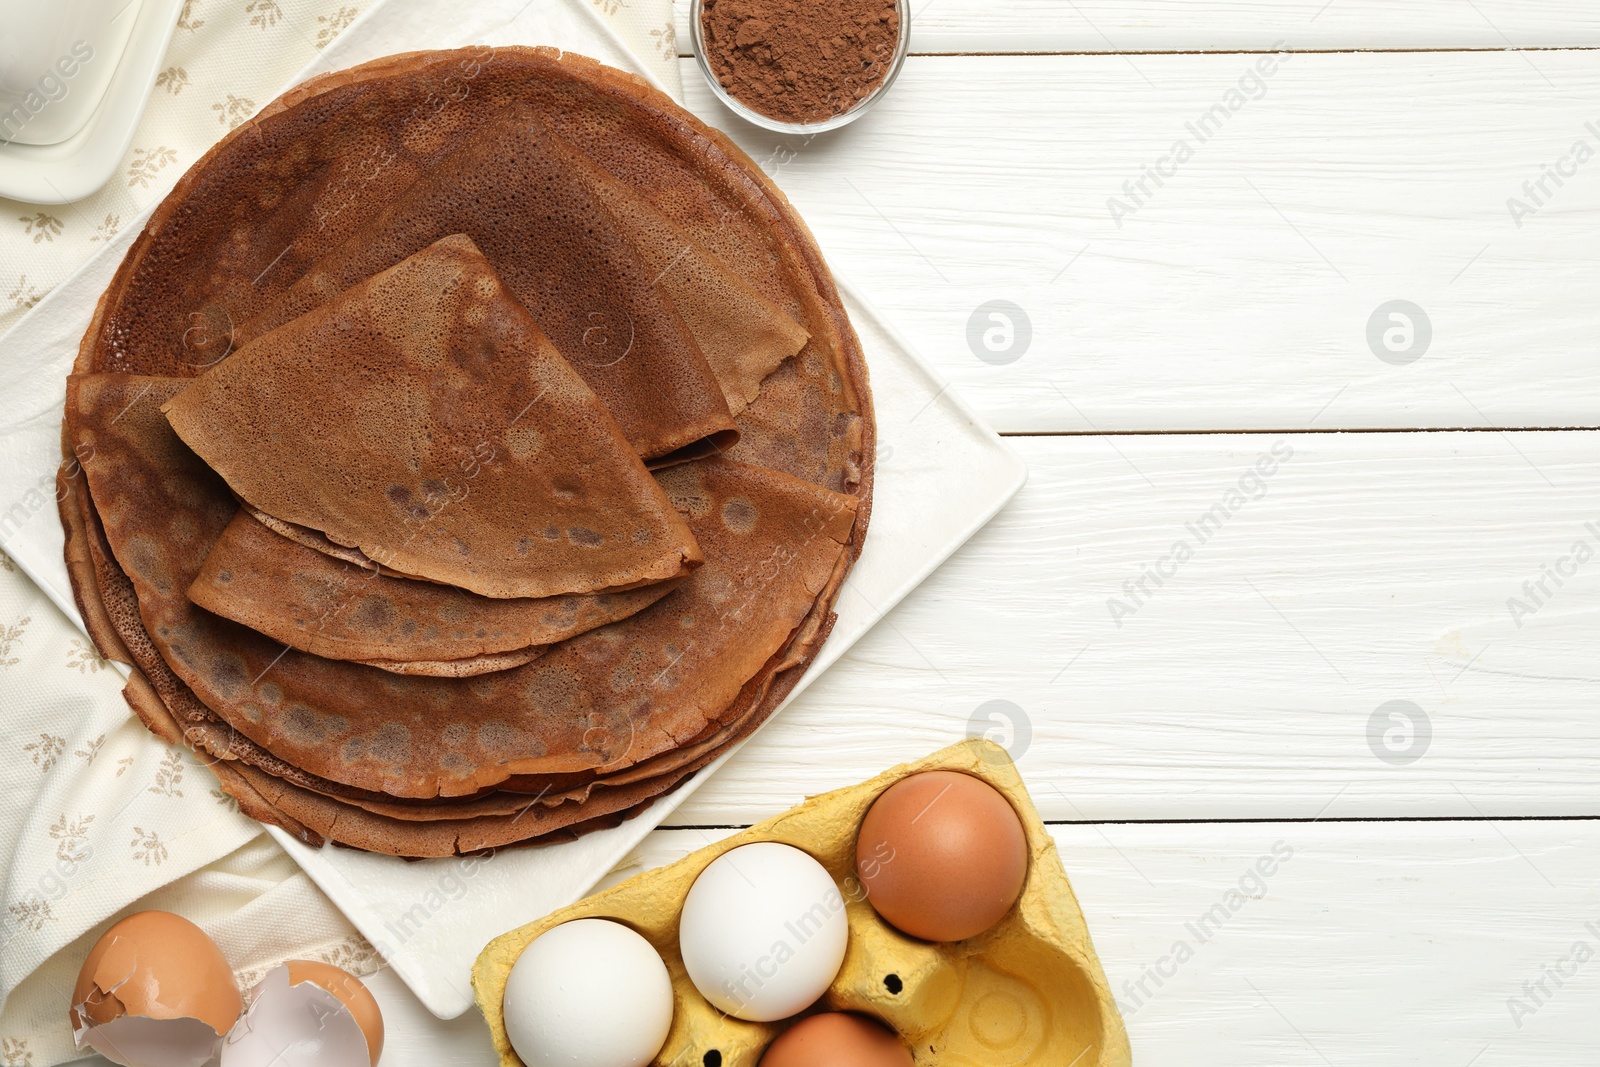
163,236 -> 701,600
190,510 -> 682,673
228,107 -> 809,428
65,430 -> 822,841
82,49 -> 868,496
119,668 -> 669,855
67,48 -> 875,854
217,590 -> 838,857
244,508 -> 425,581
548,119 -> 810,415
228,110 -> 737,466
70,372 -> 858,799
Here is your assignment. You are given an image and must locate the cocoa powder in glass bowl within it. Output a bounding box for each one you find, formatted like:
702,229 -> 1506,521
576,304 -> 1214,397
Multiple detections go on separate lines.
692,0 -> 909,134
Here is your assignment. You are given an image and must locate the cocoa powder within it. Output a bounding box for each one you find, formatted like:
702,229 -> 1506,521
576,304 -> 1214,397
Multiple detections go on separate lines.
701,0 -> 901,126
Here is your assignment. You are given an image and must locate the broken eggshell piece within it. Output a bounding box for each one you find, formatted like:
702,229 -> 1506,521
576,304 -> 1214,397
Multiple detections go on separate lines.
70,911 -> 242,1067
221,962 -> 383,1067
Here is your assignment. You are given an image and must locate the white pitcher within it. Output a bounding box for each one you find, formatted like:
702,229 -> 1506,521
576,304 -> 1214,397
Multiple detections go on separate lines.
0,0 -> 145,145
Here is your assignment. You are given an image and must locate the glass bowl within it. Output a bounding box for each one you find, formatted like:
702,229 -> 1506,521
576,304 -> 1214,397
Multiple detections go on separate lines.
688,0 -> 912,135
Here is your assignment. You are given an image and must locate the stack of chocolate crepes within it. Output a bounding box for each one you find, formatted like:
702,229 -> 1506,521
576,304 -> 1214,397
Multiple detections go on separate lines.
57,48 -> 873,858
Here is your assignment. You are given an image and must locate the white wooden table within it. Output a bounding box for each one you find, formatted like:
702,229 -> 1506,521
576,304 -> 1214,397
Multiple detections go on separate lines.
377,4 -> 1600,1062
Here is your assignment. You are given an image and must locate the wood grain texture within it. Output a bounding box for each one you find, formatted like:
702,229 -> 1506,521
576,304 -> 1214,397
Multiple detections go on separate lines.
674,0 -> 1600,54
667,432 -> 1600,825
614,822 -> 1600,1065
679,51 -> 1600,433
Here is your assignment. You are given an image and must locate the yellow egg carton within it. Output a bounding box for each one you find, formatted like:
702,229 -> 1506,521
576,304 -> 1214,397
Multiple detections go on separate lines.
473,738 -> 1132,1066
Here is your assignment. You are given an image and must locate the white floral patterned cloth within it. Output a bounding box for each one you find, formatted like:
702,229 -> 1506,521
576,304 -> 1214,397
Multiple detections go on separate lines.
0,543 -> 372,1067
0,1 -> 680,1062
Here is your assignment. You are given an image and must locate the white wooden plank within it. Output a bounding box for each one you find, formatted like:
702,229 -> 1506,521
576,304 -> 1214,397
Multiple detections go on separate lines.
679,51 -> 1600,433
674,0 -> 1600,53
670,432 -> 1600,825
614,821 -> 1600,1065
341,968 -> 497,1064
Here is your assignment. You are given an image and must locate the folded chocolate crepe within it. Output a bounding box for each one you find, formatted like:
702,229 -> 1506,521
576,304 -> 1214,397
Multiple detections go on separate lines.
117,668 -> 670,856
242,508 -> 408,576
84,480 -> 835,857
190,512 -> 683,676
537,114 -> 810,416
163,236 -> 701,600
64,456 -> 684,844
229,112 -> 739,466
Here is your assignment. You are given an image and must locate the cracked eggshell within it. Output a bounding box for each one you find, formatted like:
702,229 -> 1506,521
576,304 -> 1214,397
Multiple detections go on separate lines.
221,962 -> 383,1067
70,910 -> 243,1067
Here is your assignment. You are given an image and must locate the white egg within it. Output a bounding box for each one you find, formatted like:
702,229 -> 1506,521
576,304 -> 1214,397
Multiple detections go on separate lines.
503,919 -> 674,1067
678,842 -> 849,1022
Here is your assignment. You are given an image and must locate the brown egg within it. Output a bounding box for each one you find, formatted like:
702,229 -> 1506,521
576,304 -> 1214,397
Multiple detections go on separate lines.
70,910 -> 242,1067
758,1012 -> 913,1067
856,770 -> 1029,942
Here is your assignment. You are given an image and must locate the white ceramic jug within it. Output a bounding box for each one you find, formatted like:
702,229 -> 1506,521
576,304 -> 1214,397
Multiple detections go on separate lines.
0,0 -> 144,145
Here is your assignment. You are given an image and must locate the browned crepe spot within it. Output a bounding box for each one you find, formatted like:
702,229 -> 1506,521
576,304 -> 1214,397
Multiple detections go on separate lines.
190,511 -> 682,670
163,236 -> 701,600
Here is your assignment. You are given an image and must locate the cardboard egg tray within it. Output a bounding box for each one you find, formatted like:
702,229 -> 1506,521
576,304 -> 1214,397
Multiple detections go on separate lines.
473,738 -> 1132,1066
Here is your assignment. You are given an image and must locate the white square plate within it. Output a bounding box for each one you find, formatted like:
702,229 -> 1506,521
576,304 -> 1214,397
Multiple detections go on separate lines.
0,1 -> 1025,1016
